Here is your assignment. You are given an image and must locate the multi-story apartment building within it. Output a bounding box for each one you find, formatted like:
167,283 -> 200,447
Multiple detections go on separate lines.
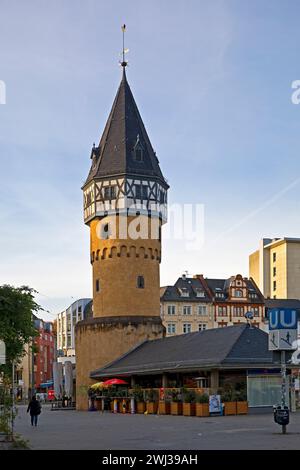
57,299 -> 92,361
33,317 -> 55,391
205,274 -> 265,329
161,274 -> 265,336
16,315 -> 55,399
160,275 -> 214,336
249,238 -> 300,299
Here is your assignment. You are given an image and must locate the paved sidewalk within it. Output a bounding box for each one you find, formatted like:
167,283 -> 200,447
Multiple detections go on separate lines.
14,405 -> 300,450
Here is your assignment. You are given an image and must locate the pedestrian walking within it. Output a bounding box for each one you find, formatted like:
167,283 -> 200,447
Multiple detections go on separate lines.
27,395 -> 42,426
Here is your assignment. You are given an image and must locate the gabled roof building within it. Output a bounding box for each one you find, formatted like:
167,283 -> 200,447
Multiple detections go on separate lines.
160,274 -> 266,336
91,324 -> 295,410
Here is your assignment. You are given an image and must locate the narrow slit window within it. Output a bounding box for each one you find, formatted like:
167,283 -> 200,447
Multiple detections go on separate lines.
137,275 -> 145,289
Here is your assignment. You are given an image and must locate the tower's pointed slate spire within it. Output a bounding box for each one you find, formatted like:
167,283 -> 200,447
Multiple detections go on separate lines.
85,69 -> 168,188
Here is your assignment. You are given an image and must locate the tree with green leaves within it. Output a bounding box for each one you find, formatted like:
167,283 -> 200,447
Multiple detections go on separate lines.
0,285 -> 40,373
0,284 -> 41,444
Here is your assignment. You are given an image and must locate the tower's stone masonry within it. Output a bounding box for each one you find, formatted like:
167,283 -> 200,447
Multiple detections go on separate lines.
75,316 -> 164,410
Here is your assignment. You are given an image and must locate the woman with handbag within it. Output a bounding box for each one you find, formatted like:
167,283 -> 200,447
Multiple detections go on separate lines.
27,395 -> 42,426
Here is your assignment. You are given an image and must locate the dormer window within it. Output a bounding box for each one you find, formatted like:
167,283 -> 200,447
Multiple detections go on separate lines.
195,288 -> 205,298
215,292 -> 224,298
133,135 -> 143,162
235,289 -> 243,298
179,287 -> 189,297
249,293 -> 258,299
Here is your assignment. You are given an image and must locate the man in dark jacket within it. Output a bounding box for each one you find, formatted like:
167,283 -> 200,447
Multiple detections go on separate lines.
27,395 -> 41,426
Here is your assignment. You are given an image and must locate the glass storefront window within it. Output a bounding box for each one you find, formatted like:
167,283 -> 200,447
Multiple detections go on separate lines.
247,374 -> 287,407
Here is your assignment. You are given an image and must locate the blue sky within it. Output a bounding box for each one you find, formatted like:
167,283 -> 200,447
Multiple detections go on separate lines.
1,0 -> 300,320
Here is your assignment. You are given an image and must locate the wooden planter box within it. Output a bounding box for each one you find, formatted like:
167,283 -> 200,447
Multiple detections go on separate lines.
171,402 -> 183,415
120,399 -> 128,413
183,403 -> 196,416
224,401 -> 237,415
195,403 -> 209,417
136,402 -> 146,414
158,402 -> 171,415
95,400 -> 102,411
236,401 -> 248,415
146,402 -> 158,414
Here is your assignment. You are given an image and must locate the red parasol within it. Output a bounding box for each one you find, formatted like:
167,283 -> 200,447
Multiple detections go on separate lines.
102,378 -> 128,386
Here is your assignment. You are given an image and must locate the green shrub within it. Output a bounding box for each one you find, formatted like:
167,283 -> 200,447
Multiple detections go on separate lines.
196,393 -> 209,403
183,390 -> 196,403
130,386 -> 144,402
145,389 -> 158,402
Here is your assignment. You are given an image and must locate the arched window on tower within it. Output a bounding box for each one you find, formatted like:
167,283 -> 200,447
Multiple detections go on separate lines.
137,275 -> 145,289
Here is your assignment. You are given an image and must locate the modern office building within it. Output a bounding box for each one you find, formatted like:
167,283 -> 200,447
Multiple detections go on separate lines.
57,298 -> 92,360
249,238 -> 300,299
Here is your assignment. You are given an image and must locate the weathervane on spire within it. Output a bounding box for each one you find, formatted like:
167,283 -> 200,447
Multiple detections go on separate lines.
120,24 -> 129,68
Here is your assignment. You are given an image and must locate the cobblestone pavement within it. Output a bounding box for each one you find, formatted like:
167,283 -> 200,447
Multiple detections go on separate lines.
14,405 -> 300,450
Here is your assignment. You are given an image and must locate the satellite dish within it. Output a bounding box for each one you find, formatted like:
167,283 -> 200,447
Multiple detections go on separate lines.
245,311 -> 254,320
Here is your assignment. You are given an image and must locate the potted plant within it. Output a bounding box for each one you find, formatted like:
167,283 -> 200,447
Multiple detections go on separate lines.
170,389 -> 183,415
110,396 -> 114,411
221,389 -> 237,415
133,387 -> 146,414
236,389 -> 248,415
183,390 -> 196,416
158,389 -> 171,415
195,393 -> 209,417
87,388 -> 97,411
145,389 -> 158,414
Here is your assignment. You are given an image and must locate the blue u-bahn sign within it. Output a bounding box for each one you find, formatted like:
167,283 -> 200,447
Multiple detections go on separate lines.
269,309 -> 298,330
268,308 -> 298,351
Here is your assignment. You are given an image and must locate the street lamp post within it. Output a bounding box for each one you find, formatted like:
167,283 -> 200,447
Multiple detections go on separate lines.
11,360 -> 15,441
281,350 -> 287,434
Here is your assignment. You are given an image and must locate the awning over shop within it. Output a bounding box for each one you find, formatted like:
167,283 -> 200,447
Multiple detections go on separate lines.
40,381 -> 54,388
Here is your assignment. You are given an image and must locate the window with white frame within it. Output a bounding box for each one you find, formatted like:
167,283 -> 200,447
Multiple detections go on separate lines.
235,289 -> 243,298
218,306 -> 227,316
195,288 -> 205,298
167,305 -> 176,315
198,323 -> 207,331
179,288 -> 189,297
183,306 -> 192,315
252,307 -> 259,317
233,306 -> 244,317
167,323 -> 176,335
198,305 -> 207,315
183,323 -> 192,334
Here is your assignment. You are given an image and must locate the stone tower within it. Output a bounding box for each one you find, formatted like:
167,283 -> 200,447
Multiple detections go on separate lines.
75,65 -> 169,410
